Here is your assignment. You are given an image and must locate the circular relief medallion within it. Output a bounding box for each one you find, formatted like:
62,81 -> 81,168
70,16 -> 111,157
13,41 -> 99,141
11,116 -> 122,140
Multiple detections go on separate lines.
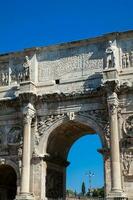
123,115 -> 133,137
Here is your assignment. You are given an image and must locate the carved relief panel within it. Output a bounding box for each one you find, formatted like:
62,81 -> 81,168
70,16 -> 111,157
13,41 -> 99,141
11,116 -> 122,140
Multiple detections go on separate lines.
0,56 -> 31,87
120,114 -> 133,178
121,149 -> 133,177
122,52 -> 133,68
0,125 -> 22,156
11,56 -> 30,84
123,115 -> 133,137
119,38 -> 133,69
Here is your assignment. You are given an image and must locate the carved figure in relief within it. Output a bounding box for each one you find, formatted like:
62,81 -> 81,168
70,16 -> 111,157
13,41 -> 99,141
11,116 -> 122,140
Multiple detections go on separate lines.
7,127 -> 22,144
122,53 -> 126,68
123,115 -> 133,137
130,51 -> 133,67
18,72 -> 23,82
126,53 -> 130,68
105,41 -> 115,69
17,145 -> 22,174
103,122 -> 110,147
0,72 -> 8,86
122,51 -> 133,68
122,151 -> 133,176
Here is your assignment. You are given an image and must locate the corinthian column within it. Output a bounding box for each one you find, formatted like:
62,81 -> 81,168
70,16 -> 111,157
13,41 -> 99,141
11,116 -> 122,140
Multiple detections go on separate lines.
19,103 -> 35,199
107,92 -> 122,193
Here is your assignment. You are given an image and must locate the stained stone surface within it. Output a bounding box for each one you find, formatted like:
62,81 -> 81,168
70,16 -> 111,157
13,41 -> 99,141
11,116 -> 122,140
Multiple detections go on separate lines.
0,31 -> 132,200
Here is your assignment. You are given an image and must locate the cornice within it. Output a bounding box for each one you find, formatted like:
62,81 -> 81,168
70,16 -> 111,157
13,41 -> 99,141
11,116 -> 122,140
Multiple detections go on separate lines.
37,87 -> 106,103
0,30 -> 133,60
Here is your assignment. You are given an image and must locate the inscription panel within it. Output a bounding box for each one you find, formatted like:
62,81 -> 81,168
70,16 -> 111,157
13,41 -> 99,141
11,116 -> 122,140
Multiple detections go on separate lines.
37,42 -> 105,82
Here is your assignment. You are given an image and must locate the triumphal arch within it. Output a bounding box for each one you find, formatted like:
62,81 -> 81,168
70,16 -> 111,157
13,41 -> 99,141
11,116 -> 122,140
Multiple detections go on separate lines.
0,30 -> 133,200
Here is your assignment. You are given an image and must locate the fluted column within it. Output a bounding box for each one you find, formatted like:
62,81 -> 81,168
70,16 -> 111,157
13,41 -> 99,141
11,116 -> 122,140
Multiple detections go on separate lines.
20,103 -> 35,194
107,92 -> 122,193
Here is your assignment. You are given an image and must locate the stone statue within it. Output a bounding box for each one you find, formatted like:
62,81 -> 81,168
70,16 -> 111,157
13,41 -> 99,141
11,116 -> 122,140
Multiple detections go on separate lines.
105,41 -> 115,69
23,55 -> 31,81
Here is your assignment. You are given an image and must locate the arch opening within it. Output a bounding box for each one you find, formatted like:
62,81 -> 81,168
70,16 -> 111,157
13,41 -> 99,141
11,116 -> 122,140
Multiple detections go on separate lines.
66,134 -> 104,197
0,165 -> 17,200
45,120 -> 105,199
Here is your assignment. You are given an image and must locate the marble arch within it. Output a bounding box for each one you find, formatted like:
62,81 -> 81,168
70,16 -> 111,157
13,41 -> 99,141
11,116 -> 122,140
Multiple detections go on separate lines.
0,31 -> 133,200
38,113 -> 107,155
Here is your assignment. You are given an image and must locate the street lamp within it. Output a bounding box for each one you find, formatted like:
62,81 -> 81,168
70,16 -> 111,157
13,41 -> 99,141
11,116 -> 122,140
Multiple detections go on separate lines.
85,171 -> 95,196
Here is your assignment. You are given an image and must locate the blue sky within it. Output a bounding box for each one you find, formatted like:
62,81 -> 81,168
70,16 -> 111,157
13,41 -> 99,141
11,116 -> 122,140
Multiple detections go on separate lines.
0,0 -> 133,192
67,134 -> 103,193
0,0 -> 133,54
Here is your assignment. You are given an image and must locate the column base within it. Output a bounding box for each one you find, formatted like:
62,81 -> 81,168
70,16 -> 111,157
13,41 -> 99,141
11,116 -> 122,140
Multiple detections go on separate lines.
107,190 -> 127,200
15,193 -> 35,200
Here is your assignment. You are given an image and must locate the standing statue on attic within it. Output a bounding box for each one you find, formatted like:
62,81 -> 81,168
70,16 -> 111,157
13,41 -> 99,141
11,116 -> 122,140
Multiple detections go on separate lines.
105,40 -> 117,69
23,55 -> 31,81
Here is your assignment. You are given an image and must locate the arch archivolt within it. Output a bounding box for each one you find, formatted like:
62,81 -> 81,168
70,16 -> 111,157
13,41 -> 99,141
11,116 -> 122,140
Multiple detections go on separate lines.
0,158 -> 20,185
36,109 -> 110,156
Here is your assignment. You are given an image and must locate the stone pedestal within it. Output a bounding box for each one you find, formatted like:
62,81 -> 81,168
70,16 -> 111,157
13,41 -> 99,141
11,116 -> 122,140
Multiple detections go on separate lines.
15,193 -> 35,200
106,195 -> 128,200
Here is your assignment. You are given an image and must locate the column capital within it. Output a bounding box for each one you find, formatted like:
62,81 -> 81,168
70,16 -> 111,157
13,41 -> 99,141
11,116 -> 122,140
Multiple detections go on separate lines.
22,103 -> 35,124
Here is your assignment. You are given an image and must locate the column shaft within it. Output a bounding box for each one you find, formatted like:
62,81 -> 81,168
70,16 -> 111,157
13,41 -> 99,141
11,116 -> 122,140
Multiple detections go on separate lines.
21,119 -> 31,193
20,103 -> 35,196
110,109 -> 122,191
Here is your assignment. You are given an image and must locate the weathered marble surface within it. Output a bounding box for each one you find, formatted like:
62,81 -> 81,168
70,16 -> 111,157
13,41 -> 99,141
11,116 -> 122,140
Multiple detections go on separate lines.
0,31 -> 132,200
